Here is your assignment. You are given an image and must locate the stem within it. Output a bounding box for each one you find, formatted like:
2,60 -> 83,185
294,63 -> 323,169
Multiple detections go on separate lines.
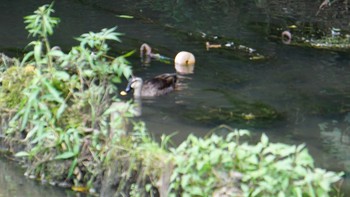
39,8 -> 53,70
41,19 -> 53,69
44,37 -> 53,69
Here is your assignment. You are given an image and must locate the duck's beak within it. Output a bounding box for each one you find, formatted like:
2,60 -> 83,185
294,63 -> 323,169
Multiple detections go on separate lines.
120,78 -> 133,96
125,78 -> 133,92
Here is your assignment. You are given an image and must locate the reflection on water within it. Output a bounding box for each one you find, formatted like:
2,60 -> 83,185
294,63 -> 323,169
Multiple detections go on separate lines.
1,0 -> 350,196
0,157 -> 73,197
319,113 -> 350,193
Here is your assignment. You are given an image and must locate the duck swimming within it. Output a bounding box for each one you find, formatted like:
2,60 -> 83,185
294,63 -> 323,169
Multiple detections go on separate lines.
122,73 -> 178,98
139,43 -> 196,74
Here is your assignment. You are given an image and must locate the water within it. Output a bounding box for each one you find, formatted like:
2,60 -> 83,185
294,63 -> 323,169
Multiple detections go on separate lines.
0,156 -> 75,197
1,0 -> 350,195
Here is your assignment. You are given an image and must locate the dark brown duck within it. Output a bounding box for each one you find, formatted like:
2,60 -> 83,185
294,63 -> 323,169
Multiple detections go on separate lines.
123,73 -> 178,98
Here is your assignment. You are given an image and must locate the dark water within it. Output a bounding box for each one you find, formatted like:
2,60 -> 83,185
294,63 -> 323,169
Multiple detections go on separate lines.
0,156 -> 76,197
1,0 -> 350,195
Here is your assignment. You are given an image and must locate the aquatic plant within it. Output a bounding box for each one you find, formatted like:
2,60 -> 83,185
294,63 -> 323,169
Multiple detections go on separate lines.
183,89 -> 284,128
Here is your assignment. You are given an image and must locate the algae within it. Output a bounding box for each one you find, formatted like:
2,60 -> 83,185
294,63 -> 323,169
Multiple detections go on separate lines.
183,89 -> 284,128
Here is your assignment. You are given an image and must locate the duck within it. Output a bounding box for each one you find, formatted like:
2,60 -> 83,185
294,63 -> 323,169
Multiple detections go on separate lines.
121,73 -> 178,98
281,30 -> 292,45
139,43 -> 196,74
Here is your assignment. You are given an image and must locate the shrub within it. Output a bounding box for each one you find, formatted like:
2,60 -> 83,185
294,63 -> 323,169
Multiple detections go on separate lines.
2,3 -> 134,189
169,126 -> 343,197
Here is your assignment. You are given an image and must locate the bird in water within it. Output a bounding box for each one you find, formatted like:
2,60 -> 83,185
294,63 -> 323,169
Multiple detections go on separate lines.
121,73 -> 178,98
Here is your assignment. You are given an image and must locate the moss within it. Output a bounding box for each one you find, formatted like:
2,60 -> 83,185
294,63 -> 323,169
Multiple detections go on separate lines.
45,160 -> 71,181
0,65 -> 35,108
58,106 -> 84,129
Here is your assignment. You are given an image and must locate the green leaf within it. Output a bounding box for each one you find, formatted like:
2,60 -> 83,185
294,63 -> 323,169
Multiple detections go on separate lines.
21,87 -> 40,131
48,49 -> 64,58
43,79 -> 62,102
83,69 -> 95,77
209,149 -> 221,164
261,133 -> 269,146
56,103 -> 66,119
15,151 -> 30,157
20,51 -> 34,67
33,41 -> 42,63
54,71 -> 70,81
54,151 -> 76,160
68,158 -> 78,178
190,186 -> 203,195
122,50 -> 135,58
294,187 -> 303,197
111,76 -> 121,83
31,131 -> 52,144
122,66 -> 132,79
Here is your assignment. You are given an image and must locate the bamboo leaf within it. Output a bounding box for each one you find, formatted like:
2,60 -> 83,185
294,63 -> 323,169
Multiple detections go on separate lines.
33,41 -> 42,63
54,71 -> 70,81
14,151 -> 30,157
56,103 -> 66,119
21,88 -> 40,131
121,50 -> 135,58
68,158 -> 78,178
42,79 -> 62,102
54,151 -> 76,160
20,51 -> 34,67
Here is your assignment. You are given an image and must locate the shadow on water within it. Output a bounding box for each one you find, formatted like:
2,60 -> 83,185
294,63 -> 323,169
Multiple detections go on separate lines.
2,0 -> 350,195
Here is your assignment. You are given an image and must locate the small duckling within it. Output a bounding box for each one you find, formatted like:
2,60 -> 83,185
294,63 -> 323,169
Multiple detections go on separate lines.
121,73 -> 178,98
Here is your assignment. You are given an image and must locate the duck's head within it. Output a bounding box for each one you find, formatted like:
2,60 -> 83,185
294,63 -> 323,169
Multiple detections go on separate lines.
121,77 -> 143,96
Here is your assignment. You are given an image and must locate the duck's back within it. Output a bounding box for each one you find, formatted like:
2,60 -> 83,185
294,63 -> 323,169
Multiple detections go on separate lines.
142,73 -> 177,97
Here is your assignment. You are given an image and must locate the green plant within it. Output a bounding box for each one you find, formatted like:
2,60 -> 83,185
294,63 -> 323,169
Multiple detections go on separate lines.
4,3 -> 134,188
169,129 -> 248,197
238,133 -> 343,197
169,126 -> 343,197
23,2 -> 60,69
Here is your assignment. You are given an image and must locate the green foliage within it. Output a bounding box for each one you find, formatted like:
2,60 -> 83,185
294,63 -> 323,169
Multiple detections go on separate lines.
24,3 -> 59,38
238,134 -> 343,197
23,2 -> 60,69
169,127 -> 343,197
2,3 -> 134,188
169,130 -> 244,196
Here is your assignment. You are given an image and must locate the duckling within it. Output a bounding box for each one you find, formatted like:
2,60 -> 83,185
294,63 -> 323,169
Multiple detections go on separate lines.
122,73 -> 178,98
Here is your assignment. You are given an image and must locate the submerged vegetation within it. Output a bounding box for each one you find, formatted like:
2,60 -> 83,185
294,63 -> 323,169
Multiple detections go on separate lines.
0,3 -> 345,197
183,89 -> 284,128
